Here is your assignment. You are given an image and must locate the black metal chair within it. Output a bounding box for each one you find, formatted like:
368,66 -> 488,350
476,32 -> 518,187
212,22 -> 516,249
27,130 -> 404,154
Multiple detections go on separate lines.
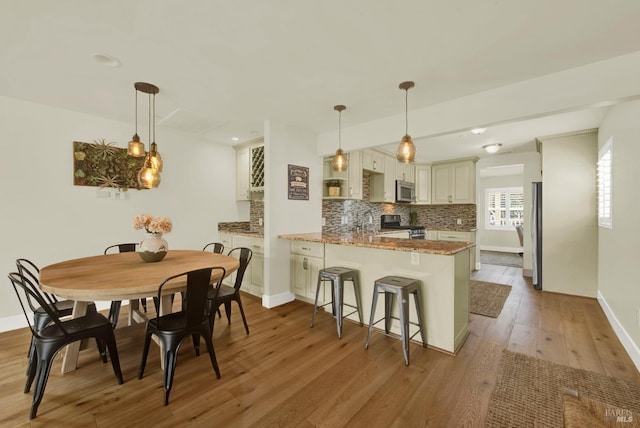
138,267 -> 225,405
105,243 -> 144,328
15,258 -> 103,393
8,272 -> 123,419
207,247 -> 252,335
202,242 -> 225,254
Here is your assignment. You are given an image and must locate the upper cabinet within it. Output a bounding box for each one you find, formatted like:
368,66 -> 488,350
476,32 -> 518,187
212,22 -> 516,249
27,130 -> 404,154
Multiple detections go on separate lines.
362,149 -> 385,173
323,151 -> 362,200
369,153 -> 396,203
414,164 -> 432,204
235,139 -> 264,201
396,161 -> 415,183
431,159 -> 476,204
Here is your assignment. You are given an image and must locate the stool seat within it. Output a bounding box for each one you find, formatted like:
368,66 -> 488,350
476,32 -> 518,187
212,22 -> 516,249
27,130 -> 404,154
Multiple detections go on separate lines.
311,267 -> 363,338
365,275 -> 426,365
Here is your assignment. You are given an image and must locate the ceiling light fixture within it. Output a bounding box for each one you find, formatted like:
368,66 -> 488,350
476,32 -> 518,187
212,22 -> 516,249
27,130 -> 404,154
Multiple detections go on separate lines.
90,53 -> 121,67
397,81 -> 416,163
483,143 -> 502,154
331,105 -> 348,172
471,128 -> 487,135
135,82 -> 162,189
128,84 -> 145,157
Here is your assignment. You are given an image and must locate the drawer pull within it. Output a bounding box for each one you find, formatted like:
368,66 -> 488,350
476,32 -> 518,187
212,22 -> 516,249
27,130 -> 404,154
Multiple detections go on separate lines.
301,247 -> 311,251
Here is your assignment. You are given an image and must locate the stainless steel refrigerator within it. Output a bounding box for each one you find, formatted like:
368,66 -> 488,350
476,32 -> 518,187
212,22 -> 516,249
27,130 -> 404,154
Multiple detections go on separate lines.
532,182 -> 542,290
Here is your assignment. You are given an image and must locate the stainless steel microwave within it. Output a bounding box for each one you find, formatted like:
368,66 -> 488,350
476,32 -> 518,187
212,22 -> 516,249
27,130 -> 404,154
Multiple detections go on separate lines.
395,180 -> 415,203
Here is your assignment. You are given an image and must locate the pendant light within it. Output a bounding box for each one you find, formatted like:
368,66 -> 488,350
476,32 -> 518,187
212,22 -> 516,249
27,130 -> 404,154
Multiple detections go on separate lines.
397,81 -> 416,163
331,104 -> 348,172
135,82 -> 161,189
127,85 -> 145,157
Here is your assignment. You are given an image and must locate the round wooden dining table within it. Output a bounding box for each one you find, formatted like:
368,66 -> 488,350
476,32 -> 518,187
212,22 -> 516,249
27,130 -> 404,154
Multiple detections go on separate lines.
40,250 -> 240,373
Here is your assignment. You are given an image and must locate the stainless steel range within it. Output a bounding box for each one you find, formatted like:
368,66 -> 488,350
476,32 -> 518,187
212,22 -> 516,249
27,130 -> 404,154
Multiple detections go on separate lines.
380,214 -> 426,239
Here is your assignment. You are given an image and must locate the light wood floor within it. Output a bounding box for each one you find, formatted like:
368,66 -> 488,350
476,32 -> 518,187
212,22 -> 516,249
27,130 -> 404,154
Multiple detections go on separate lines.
1,264 -> 638,427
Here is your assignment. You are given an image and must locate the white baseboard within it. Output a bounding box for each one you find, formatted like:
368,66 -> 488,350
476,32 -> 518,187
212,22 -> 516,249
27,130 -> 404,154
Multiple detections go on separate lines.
597,290 -> 640,372
479,245 -> 523,253
262,292 -> 295,308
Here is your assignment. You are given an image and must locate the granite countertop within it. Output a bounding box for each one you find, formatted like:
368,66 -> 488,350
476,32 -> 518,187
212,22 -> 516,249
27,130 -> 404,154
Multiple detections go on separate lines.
223,230 -> 264,238
279,232 -> 475,255
218,221 -> 263,238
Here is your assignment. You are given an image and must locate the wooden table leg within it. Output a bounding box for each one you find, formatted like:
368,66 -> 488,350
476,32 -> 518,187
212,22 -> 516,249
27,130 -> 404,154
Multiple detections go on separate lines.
128,299 -> 140,325
61,301 -> 89,374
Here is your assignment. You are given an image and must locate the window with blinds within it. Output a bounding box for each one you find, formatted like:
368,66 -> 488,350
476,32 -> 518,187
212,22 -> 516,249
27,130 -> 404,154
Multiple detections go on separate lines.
598,138 -> 613,228
485,187 -> 524,230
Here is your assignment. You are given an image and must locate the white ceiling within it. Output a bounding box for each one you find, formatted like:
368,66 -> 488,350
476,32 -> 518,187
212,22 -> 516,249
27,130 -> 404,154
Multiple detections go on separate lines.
2,1 -> 640,160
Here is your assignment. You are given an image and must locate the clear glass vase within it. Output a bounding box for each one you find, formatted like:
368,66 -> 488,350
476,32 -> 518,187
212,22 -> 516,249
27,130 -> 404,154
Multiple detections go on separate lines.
138,232 -> 168,262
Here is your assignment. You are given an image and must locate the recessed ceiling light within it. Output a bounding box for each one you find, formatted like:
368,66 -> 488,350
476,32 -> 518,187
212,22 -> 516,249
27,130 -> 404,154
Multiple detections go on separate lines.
483,143 -> 502,154
91,53 -> 121,67
231,137 -> 240,141
471,128 -> 487,134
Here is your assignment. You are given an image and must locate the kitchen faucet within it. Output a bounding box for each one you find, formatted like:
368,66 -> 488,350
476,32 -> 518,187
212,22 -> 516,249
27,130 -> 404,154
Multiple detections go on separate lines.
361,210 -> 376,234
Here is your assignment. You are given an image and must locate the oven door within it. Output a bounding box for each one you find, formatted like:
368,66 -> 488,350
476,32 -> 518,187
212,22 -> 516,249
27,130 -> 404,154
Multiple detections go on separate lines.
396,180 -> 415,203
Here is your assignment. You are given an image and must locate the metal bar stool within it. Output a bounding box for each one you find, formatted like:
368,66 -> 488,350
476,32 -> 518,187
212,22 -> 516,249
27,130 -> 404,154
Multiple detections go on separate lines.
311,267 -> 363,338
365,275 -> 427,365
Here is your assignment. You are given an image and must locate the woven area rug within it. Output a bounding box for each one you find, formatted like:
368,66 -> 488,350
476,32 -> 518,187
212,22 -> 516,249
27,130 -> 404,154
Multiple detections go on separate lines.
470,280 -> 511,318
480,250 -> 523,268
486,350 -> 640,427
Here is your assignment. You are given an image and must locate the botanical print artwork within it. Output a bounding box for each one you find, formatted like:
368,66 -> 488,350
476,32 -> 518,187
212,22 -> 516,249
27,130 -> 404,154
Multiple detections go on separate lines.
73,140 -> 146,189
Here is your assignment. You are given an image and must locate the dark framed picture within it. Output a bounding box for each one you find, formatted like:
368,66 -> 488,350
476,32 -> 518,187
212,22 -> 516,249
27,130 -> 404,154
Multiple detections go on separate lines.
288,164 -> 309,200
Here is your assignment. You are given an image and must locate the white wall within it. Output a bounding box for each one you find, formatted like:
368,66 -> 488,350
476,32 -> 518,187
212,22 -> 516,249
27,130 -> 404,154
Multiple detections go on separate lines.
0,95 -> 245,326
597,100 -> 640,368
538,130 -> 598,297
263,120 -> 322,307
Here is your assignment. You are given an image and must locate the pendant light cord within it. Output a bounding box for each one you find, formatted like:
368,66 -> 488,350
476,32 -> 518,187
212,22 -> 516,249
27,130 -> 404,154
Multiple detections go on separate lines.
405,88 -> 409,136
152,93 -> 156,143
134,89 -> 138,134
148,93 -> 151,146
338,110 -> 342,149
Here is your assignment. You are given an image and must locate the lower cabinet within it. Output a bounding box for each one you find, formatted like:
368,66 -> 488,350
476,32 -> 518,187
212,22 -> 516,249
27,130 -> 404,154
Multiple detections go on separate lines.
219,232 -> 264,298
435,230 -> 477,272
290,241 -> 325,302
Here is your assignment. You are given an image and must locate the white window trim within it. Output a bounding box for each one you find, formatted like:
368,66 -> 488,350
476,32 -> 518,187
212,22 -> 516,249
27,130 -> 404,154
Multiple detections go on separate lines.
485,186 -> 524,231
598,137 -> 613,229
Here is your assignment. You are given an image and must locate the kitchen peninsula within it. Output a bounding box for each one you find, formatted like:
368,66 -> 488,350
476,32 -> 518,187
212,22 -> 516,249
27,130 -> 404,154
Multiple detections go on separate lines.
279,232 -> 474,354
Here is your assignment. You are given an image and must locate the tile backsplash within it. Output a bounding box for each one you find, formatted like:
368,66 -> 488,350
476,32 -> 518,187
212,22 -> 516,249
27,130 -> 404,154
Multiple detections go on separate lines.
322,172 -> 476,233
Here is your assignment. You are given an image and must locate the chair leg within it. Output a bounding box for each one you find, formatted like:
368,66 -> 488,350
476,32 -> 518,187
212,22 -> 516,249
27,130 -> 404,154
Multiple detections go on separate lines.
102,330 -> 123,384
108,301 -> 122,329
413,291 -> 427,348
235,297 -> 250,335
24,345 -> 37,393
163,347 -> 177,406
31,344 -> 57,419
311,275 -> 323,328
384,292 -> 394,334
138,330 -> 153,379
224,302 -> 232,325
192,334 -> 200,356
95,338 -> 107,363
352,276 -> 364,326
140,298 -> 148,312
365,285 -> 379,350
203,328 -> 221,379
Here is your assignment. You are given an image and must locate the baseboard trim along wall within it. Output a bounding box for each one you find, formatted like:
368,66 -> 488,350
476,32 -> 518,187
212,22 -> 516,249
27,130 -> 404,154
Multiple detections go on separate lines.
598,290 -> 640,372
262,291 -> 295,308
479,245 -> 523,253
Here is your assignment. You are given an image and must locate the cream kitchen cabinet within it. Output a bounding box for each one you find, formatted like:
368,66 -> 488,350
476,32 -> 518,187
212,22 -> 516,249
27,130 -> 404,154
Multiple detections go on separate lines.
396,161 -> 415,183
218,232 -> 264,297
362,149 -> 385,173
369,153 -> 397,203
322,151 -> 362,200
290,241 -> 324,302
431,159 -> 476,204
414,164 -> 432,204
435,230 -> 477,272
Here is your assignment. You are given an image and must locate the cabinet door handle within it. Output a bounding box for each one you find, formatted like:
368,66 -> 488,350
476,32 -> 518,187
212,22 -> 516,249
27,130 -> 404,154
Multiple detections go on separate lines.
349,187 -> 353,196
373,160 -> 377,170
303,257 -> 308,270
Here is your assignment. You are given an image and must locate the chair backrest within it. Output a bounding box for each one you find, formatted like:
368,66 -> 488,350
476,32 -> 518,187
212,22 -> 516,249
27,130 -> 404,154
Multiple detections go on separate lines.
202,242 -> 225,254
104,243 -> 138,255
155,267 -> 226,329
16,258 -> 58,311
227,247 -> 253,291
8,272 -> 70,339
